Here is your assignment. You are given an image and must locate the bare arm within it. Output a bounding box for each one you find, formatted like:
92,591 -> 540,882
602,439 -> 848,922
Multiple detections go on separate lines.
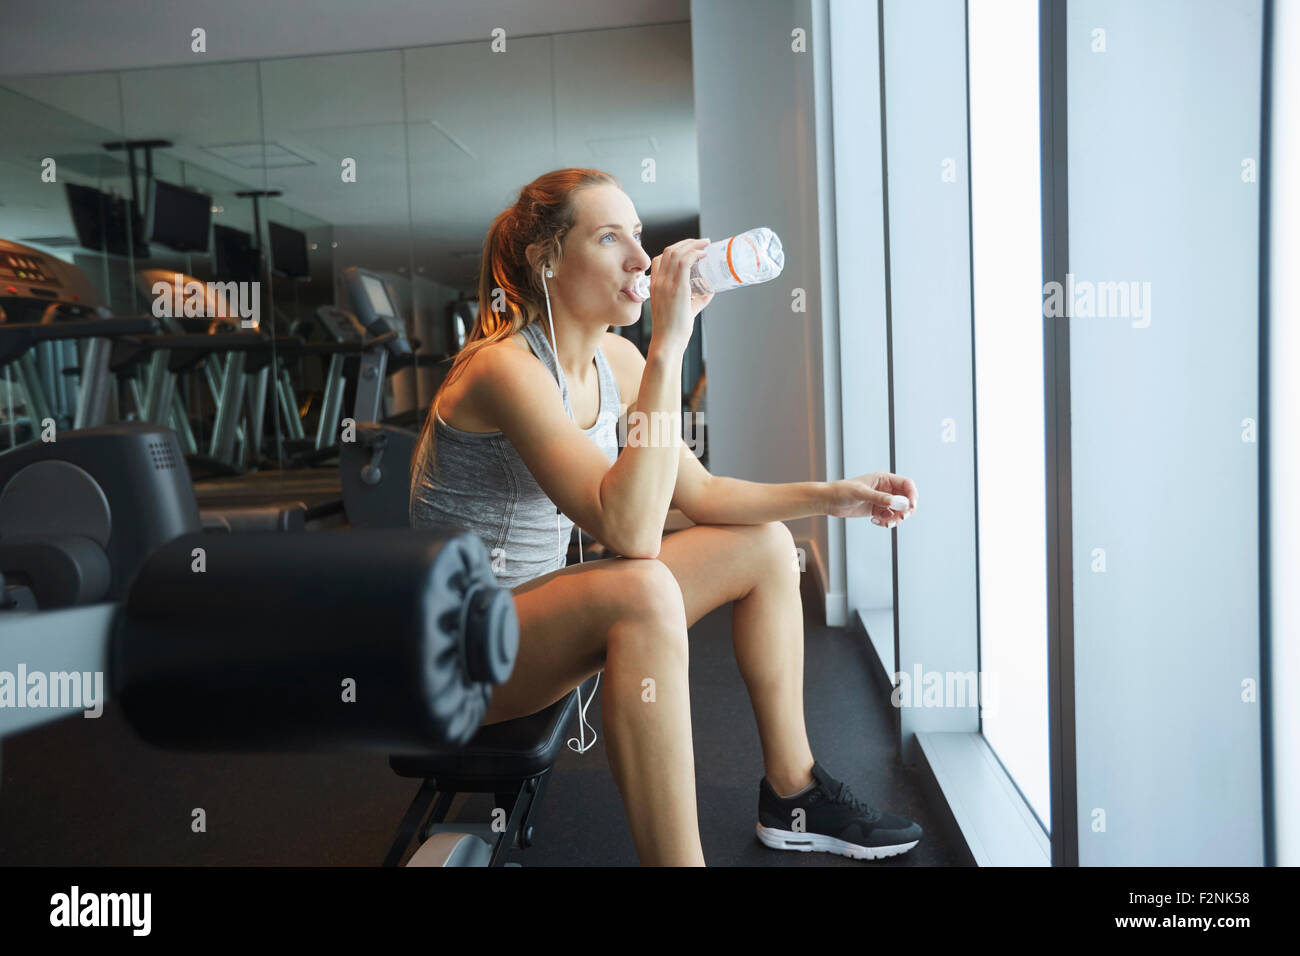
594,344 -> 686,556
605,336 -> 915,531
479,333 -> 698,559
672,445 -> 916,529
676,466 -> 829,524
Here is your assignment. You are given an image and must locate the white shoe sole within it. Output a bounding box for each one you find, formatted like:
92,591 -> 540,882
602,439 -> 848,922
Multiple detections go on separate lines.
756,823 -> 919,860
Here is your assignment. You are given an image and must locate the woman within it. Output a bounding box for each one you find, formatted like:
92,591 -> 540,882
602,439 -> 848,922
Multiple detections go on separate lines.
410,168 -> 922,866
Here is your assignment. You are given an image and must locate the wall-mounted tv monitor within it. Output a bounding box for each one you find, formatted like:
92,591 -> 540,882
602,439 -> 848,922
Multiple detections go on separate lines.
147,179 -> 212,253
64,182 -> 150,258
212,224 -> 260,282
268,221 -> 310,278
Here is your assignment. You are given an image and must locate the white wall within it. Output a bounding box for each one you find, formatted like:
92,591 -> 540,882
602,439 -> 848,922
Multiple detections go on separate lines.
690,0 -> 844,622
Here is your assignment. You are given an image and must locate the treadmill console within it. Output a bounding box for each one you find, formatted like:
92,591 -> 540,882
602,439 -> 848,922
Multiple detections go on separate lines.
0,250 -> 60,287
340,266 -> 413,357
0,240 -> 100,311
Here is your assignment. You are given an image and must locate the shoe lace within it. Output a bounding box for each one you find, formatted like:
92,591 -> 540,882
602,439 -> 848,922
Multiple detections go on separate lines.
826,780 -> 881,822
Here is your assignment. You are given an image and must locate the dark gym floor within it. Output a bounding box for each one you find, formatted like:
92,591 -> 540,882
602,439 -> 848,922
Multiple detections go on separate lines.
0,580 -> 961,867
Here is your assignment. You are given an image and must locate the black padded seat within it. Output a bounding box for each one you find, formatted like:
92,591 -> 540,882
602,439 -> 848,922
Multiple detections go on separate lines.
389,685 -> 580,782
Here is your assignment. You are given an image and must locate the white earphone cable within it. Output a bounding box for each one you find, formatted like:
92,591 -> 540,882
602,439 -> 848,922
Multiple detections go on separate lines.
542,266 -> 599,755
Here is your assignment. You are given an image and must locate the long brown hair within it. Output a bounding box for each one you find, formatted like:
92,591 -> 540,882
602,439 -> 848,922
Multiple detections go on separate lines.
410,168 -> 622,497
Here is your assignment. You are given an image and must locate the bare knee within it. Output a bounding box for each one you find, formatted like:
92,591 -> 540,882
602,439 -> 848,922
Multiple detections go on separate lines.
619,558 -> 686,619
753,520 -> 800,581
602,559 -> 689,666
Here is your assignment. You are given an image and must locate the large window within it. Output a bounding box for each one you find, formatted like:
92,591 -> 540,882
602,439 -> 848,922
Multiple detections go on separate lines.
968,0 -> 1050,831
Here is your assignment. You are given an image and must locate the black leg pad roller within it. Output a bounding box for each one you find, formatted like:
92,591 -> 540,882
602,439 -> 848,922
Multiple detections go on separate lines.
110,529 -> 518,753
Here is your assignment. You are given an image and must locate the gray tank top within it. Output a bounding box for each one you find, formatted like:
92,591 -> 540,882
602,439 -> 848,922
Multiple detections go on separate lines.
410,321 -> 622,589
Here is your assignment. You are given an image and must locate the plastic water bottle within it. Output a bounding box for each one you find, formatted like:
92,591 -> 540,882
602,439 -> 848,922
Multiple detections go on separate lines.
632,227 -> 784,300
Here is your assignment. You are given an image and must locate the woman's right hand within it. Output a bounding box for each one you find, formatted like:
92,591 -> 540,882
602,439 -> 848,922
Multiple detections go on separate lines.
648,237 -> 714,356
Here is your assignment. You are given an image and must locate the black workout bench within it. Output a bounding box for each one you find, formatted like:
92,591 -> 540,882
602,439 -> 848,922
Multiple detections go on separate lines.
383,674 -> 597,867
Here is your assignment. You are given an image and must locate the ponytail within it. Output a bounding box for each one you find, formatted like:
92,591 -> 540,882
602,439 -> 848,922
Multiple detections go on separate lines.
409,168 -> 622,501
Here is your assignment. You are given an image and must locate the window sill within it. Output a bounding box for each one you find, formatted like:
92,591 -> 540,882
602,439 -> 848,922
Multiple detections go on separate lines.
914,731 -> 1051,866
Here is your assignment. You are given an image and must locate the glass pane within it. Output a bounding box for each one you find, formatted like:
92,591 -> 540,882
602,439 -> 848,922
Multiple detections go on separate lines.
1067,0 -> 1263,864
967,0 -> 1050,831
403,33 -> 556,409
114,63 -> 264,465
119,63 -> 263,318
0,72 -> 126,446
260,50 -> 412,425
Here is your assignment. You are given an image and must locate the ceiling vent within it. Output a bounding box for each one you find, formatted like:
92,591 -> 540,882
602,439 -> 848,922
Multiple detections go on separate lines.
201,141 -> 314,169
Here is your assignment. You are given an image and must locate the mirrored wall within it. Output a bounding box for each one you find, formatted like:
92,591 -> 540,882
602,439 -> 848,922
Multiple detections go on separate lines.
0,23 -> 702,452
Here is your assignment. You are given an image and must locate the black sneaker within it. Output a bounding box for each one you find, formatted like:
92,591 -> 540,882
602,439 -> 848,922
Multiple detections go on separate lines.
756,762 -> 922,860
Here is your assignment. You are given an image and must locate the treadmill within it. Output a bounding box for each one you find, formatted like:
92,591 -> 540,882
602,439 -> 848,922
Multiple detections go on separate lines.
182,270 -> 419,527
0,240 -> 321,532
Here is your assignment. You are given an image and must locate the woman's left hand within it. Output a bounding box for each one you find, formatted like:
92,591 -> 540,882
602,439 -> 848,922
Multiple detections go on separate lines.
826,472 -> 919,528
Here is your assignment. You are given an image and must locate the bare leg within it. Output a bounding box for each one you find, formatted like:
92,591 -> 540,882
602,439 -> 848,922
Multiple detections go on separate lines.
655,521 -> 816,797
478,520 -> 812,863
602,593 -> 704,865
483,558 -> 705,865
